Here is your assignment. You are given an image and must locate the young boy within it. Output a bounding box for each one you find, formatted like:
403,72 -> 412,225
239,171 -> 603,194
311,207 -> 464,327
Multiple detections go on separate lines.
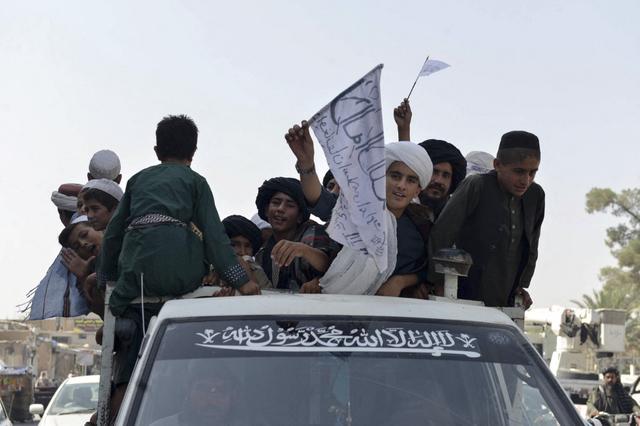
428,130 -> 545,308
80,179 -> 123,230
98,114 -> 260,316
222,215 -> 272,289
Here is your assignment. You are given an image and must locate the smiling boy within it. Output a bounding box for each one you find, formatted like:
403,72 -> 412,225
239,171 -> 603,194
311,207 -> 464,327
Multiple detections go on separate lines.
428,130 -> 545,308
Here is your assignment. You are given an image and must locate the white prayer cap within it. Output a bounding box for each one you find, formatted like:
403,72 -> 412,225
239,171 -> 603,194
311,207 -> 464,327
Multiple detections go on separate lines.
250,213 -> 272,230
466,151 -> 495,176
89,150 -> 121,180
71,215 -> 88,224
385,142 -> 433,189
83,179 -> 124,201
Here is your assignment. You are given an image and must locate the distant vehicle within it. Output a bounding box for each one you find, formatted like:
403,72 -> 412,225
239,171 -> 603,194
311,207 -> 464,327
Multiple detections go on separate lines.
115,294 -> 586,425
0,397 -> 12,426
30,375 -> 99,426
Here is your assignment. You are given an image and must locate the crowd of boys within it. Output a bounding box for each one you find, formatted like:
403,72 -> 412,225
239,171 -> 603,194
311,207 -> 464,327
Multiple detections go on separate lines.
39,98 -> 544,423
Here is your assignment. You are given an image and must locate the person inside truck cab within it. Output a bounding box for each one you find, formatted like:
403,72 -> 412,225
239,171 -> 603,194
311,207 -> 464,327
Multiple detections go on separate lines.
254,177 -> 337,293
284,121 -> 434,297
587,367 -> 640,417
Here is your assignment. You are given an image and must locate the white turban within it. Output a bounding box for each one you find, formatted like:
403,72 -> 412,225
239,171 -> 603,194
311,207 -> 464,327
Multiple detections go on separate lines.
83,179 -> 124,201
385,142 -> 433,189
51,192 -> 78,211
89,150 -> 121,180
250,212 -> 272,230
71,215 -> 88,224
466,151 -> 495,176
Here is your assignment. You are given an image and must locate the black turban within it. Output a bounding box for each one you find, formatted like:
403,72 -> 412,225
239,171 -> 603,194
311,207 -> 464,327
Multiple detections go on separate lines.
322,170 -> 334,188
418,139 -> 467,193
499,130 -> 540,151
222,215 -> 263,255
255,177 -> 310,223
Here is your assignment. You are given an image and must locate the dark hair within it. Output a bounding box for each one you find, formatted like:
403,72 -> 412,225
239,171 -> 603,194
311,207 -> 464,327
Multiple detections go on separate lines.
81,188 -> 119,211
322,170 -> 334,189
602,366 -> 620,376
496,148 -> 541,165
58,209 -> 75,224
58,221 -> 91,247
155,114 -> 199,161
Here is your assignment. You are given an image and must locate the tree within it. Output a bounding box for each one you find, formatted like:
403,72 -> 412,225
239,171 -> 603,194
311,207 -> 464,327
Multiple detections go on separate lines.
577,188 -> 640,352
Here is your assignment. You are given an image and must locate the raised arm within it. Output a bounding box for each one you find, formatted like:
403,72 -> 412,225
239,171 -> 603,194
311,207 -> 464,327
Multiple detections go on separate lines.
394,98 -> 412,141
285,121 -> 323,205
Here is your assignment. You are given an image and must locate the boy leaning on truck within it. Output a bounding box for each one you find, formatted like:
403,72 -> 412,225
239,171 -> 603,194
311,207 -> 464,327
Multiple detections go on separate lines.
428,130 -> 545,308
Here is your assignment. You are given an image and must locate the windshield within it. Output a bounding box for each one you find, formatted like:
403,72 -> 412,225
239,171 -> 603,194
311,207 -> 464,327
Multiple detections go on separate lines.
48,380 -> 98,415
130,317 -> 577,426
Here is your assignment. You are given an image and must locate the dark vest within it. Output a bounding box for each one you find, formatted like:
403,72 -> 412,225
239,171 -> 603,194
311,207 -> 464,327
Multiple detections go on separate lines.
456,171 -> 544,303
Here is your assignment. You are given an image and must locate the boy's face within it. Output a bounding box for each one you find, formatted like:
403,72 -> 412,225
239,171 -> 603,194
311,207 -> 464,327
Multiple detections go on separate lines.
68,223 -> 103,260
230,235 -> 253,257
83,199 -> 113,231
494,156 -> 540,197
386,161 -> 422,215
266,192 -> 300,234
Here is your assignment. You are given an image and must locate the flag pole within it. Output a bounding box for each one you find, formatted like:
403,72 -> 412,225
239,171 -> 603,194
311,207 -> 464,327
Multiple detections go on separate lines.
407,56 -> 429,100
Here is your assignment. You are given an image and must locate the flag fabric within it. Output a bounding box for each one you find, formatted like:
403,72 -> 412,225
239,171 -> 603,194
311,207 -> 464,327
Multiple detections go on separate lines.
418,58 -> 450,77
309,64 -> 389,271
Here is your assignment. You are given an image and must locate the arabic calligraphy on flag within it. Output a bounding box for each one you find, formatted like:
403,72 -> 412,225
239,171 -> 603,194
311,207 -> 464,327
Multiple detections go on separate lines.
418,58 -> 450,77
309,65 -> 388,271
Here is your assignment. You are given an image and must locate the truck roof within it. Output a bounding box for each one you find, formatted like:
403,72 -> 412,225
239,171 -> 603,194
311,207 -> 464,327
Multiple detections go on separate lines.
155,293 -> 515,326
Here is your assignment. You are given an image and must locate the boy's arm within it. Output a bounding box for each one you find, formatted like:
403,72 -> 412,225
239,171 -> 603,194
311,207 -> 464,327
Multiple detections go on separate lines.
195,180 -> 258,294
518,187 -> 546,288
97,187 -> 131,284
394,98 -> 411,141
427,176 -> 483,283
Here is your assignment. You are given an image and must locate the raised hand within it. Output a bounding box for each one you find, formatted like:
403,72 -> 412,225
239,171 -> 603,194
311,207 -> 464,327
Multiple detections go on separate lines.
61,248 -> 93,281
393,98 -> 412,141
285,120 -> 315,170
271,240 -> 308,268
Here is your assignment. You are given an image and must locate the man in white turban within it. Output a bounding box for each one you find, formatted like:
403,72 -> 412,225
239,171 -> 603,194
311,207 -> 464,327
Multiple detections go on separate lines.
285,121 -> 435,297
88,149 -> 122,183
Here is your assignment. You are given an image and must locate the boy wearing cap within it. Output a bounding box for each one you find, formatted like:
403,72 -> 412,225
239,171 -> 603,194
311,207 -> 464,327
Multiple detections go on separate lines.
88,149 -> 122,183
428,131 -> 545,308
80,179 -> 124,231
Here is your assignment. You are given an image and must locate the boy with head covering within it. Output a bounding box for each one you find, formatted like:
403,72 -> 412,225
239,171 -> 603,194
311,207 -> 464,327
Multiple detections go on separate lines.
428,131 -> 545,308
394,99 -> 467,218
51,183 -> 84,226
222,215 -> 272,289
80,179 -> 124,231
284,121 -> 434,297
254,177 -> 337,292
88,149 -> 122,183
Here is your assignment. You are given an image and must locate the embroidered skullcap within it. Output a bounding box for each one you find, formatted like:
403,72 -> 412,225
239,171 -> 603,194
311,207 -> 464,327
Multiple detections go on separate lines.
385,142 -> 433,189
89,150 -> 121,180
51,183 -> 83,211
255,177 -> 310,222
83,179 -> 124,201
418,139 -> 467,193
250,213 -> 272,230
498,131 -> 540,151
223,215 -> 263,255
465,151 -> 495,176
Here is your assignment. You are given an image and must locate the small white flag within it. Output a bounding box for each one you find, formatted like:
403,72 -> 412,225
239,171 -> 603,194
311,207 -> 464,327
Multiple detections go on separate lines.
418,58 -> 450,77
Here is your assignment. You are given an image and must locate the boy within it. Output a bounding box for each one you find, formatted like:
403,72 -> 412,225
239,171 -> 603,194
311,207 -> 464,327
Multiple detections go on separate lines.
254,177 -> 336,292
80,179 -> 123,230
428,130 -> 545,308
222,215 -> 272,289
98,114 -> 259,317
284,121 -> 434,297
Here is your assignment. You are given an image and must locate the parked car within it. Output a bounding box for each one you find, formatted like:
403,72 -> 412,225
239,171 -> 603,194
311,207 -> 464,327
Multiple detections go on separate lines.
115,294 -> 586,425
30,375 -> 99,425
0,398 -> 12,426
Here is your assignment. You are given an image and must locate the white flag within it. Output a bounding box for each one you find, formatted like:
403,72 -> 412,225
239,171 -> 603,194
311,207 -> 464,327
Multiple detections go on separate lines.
418,58 -> 450,77
309,64 -> 389,271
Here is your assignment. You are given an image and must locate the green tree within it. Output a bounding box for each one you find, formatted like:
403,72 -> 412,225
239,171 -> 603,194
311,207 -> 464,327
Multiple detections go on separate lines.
578,188 -> 640,352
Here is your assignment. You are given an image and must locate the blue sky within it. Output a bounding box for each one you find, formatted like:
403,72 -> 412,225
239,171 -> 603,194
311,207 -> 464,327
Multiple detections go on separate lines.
1,0 -> 639,317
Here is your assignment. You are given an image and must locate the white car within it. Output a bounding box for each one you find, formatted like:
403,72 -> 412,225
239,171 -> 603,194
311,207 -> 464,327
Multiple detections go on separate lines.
0,398 -> 12,426
30,375 -> 99,425
112,294 -> 589,425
